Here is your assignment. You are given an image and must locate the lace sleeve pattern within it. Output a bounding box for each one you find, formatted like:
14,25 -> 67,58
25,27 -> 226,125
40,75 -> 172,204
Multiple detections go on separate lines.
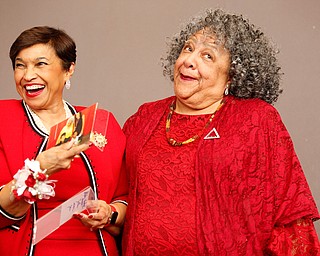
266,218 -> 320,255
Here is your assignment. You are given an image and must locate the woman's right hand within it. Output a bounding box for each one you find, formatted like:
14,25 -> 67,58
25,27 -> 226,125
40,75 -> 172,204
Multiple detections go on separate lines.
36,140 -> 90,176
0,141 -> 89,219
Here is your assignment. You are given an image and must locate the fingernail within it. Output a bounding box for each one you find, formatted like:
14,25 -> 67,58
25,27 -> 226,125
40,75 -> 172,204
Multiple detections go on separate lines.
88,215 -> 93,219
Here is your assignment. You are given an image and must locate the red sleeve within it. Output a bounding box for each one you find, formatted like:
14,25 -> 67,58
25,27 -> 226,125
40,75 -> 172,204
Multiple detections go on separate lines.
111,159 -> 128,203
264,105 -> 319,224
0,140 -> 26,228
106,112 -> 128,203
266,218 -> 320,255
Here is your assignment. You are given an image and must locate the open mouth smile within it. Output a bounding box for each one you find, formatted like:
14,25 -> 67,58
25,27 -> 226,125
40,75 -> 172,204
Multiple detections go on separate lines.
24,84 -> 45,97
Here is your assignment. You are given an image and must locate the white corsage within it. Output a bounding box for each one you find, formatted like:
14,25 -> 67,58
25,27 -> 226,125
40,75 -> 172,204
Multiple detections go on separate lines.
11,159 -> 56,204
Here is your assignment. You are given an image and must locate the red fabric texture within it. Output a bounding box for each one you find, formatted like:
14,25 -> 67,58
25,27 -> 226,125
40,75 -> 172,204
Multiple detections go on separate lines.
130,111 -> 209,255
122,95 -> 319,255
0,100 -> 127,256
266,219 -> 320,255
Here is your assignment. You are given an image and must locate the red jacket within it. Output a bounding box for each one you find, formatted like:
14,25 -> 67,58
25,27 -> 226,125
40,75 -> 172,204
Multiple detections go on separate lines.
0,99 -> 127,256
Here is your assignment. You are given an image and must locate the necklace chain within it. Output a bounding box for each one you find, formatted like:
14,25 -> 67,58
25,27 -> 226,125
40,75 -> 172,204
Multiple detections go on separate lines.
165,99 -> 225,146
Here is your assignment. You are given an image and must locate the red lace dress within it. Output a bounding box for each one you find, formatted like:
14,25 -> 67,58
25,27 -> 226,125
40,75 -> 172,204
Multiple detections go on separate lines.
132,111 -> 207,255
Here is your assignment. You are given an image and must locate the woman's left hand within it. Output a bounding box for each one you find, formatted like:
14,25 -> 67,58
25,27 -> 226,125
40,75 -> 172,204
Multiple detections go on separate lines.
73,200 -> 113,231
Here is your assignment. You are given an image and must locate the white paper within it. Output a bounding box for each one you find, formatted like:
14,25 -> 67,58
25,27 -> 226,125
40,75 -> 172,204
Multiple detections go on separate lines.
32,186 -> 95,245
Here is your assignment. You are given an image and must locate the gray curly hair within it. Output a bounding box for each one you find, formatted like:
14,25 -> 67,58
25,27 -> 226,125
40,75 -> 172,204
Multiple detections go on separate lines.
162,9 -> 283,104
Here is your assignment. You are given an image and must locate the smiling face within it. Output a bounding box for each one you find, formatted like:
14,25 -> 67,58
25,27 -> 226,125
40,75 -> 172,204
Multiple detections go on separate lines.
14,43 -> 74,111
173,30 -> 231,114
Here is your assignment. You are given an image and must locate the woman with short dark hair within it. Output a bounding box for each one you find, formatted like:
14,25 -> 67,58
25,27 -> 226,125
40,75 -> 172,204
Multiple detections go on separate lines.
0,26 -> 127,256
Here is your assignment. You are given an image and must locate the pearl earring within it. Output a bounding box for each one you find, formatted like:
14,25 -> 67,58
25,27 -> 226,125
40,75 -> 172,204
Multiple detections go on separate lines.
224,85 -> 229,96
65,80 -> 71,90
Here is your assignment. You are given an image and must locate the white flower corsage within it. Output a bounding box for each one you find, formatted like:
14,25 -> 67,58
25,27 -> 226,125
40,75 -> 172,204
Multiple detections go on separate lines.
11,159 -> 56,204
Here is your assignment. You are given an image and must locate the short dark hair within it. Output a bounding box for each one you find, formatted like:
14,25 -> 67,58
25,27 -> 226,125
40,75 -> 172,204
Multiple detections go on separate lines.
9,26 -> 76,71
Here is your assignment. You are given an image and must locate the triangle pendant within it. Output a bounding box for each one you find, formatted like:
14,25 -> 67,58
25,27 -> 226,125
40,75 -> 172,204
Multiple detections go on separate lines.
204,127 -> 220,140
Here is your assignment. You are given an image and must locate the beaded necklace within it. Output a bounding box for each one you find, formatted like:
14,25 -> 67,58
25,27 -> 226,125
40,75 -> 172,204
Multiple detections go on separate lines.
165,99 -> 225,146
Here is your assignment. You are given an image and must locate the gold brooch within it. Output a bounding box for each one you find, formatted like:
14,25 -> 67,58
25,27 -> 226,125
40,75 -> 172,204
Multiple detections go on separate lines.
91,131 -> 107,150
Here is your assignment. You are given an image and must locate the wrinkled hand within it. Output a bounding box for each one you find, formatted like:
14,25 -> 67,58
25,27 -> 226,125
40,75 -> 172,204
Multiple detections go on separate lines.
36,139 -> 90,176
73,200 -> 113,231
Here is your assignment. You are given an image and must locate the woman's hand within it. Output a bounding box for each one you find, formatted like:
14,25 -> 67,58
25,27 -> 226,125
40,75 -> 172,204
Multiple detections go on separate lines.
0,141 -> 89,220
73,200 -> 127,236
36,140 -> 90,176
73,200 -> 112,230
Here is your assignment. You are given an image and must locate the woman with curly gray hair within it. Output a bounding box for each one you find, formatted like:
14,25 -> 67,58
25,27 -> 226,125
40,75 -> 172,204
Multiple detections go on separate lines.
122,9 -> 319,255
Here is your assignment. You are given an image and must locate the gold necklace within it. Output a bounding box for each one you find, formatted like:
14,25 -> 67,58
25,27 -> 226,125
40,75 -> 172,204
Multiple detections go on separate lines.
165,99 -> 225,146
